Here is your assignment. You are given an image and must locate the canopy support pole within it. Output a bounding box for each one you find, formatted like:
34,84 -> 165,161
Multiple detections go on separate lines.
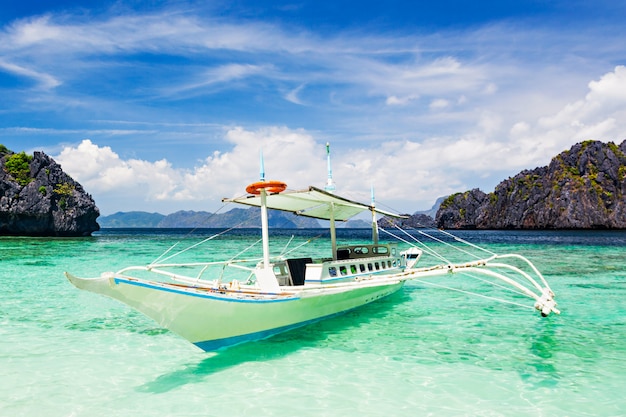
260,188 -> 270,269
371,185 -> 378,244
330,202 -> 337,260
372,209 -> 379,244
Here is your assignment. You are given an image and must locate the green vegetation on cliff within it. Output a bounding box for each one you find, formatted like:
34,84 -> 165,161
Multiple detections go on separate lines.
4,151 -> 33,186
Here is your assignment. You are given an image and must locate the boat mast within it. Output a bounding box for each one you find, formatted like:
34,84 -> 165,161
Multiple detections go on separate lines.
371,185 -> 379,244
325,143 -> 338,260
325,142 -> 336,194
259,151 -> 271,269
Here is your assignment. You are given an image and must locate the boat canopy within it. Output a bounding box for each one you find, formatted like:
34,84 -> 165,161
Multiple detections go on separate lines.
223,186 -> 406,222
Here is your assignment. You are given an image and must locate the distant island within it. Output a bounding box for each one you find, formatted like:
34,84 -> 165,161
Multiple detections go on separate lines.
98,208 -> 321,228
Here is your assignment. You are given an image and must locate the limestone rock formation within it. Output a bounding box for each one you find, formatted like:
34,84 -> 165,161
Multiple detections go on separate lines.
0,147 -> 100,236
436,140 -> 626,229
378,213 -> 437,229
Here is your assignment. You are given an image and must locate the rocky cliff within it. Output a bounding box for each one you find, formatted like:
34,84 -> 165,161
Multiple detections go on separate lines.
0,147 -> 100,236
378,213 -> 436,229
436,140 -> 626,229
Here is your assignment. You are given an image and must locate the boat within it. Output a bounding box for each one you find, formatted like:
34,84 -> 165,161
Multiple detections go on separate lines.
66,148 -> 559,351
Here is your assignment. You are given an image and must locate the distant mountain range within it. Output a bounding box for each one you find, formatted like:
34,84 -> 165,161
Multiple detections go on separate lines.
98,207 -> 324,228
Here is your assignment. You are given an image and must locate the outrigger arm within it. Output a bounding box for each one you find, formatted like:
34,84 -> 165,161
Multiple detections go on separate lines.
393,255 -> 560,317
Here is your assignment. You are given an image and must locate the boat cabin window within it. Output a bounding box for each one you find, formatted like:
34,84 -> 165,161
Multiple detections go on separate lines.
359,264 -> 366,273
336,244 -> 394,260
367,263 -> 373,271
273,263 -> 287,276
329,267 -> 337,277
350,265 -> 357,274
375,262 -> 380,270
372,246 -> 389,255
352,246 -> 369,255
339,266 -> 348,276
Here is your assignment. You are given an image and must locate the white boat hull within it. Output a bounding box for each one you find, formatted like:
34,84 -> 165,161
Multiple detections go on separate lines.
66,272 -> 404,351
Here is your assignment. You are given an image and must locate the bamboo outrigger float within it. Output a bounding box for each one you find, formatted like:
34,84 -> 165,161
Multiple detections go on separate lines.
66,146 -> 558,351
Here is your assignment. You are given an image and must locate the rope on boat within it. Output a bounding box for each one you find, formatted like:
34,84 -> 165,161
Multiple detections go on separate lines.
280,235 -> 296,256
150,241 -> 182,266
279,233 -> 325,258
149,202 -> 233,265
379,227 -> 451,264
408,278 -> 536,311
413,228 -> 485,260
228,238 -> 263,263
150,211 -> 263,265
456,270 -> 532,299
436,228 -> 497,257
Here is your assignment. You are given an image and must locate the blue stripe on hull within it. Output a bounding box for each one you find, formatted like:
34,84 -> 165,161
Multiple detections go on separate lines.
193,285 -> 402,351
113,277 -> 296,303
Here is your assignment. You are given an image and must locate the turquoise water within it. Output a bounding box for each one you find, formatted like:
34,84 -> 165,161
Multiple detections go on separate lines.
1,229 -> 625,416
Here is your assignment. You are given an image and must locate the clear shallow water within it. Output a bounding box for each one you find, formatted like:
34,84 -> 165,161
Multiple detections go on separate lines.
1,229 -> 625,416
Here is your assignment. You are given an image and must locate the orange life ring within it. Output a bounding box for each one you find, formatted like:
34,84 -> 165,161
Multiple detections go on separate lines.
246,180 -> 287,195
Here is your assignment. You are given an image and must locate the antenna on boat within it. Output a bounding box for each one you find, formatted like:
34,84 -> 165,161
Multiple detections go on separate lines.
371,184 -> 379,244
325,142 -> 336,194
259,149 -> 266,181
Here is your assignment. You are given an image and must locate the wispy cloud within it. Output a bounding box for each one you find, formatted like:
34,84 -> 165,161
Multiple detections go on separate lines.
0,59 -> 60,89
161,63 -> 272,98
284,84 -> 306,105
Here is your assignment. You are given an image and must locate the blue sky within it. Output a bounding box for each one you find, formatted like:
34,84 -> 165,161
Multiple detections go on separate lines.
1,1 -> 626,216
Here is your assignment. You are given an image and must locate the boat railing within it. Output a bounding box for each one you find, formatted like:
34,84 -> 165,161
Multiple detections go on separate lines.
117,258 -> 262,288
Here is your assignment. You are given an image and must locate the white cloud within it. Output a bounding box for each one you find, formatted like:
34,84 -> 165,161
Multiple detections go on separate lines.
55,139 -> 182,199
503,65 -> 626,167
429,98 -> 450,109
587,65 -> 626,103
483,83 -> 497,95
510,121 -> 530,137
54,129 -> 327,213
386,95 -> 419,106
